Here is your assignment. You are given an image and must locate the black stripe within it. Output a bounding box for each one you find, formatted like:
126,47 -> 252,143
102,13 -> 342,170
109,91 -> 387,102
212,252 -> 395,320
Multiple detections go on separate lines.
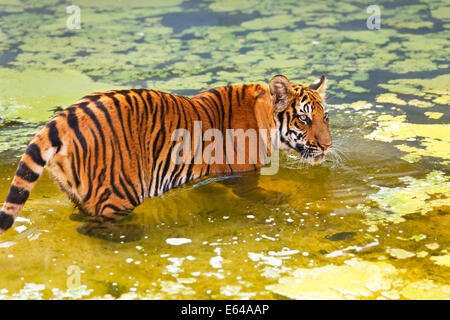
136,94 -> 148,158
109,148 -> 125,199
15,161 -> 40,182
208,89 -> 232,170
277,112 -> 288,145
189,97 -> 214,175
82,94 -> 102,102
299,87 -> 305,97
0,211 -> 14,230
70,154 -> 81,187
241,84 -> 247,101
154,95 -> 167,160
160,150 -> 175,193
126,96 -> 136,151
94,167 -> 106,197
142,91 -> 154,164
101,204 -> 129,216
94,99 -> 138,202
255,89 -> 265,100
104,93 -> 133,157
67,110 -> 88,156
83,134 -> 94,203
167,96 -> 188,186
93,100 -> 121,149
131,94 -> 147,198
150,93 -> 160,131
147,93 -> 162,195
67,111 -> 87,172
124,92 -> 137,115
25,143 -> 46,166
118,175 -> 139,207
135,90 -> 150,124
191,97 -> 213,128
130,95 -> 140,128
152,129 -> 165,162
79,102 -> 107,166
208,89 -> 225,127
47,121 -> 62,153
93,100 -> 127,200
79,102 -> 106,188
72,139 -> 81,181
95,187 -> 111,215
227,85 -> 233,129
6,185 -> 30,204
153,160 -> 164,196
89,128 -> 99,173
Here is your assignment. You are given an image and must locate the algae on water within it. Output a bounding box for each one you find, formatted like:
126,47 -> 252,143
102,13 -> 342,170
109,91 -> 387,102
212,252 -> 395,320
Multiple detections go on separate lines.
365,115 -> 450,164
0,0 -> 449,301
362,171 -> 450,227
267,258 -> 450,300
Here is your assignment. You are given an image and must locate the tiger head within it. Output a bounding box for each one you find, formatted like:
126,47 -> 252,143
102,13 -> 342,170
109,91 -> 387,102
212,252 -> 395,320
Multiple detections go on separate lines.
269,74 -> 332,163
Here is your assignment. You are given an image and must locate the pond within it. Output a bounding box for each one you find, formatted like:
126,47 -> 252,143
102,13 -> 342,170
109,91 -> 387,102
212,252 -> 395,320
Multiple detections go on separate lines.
0,0 -> 449,299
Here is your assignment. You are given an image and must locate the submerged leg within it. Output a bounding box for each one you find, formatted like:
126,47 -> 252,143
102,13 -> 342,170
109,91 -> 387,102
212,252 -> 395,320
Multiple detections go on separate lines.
77,218 -> 144,242
77,215 -> 144,242
76,202 -> 144,242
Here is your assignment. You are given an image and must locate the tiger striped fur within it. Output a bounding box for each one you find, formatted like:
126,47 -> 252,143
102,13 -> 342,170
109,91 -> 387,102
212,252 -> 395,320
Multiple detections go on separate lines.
0,74 -> 331,234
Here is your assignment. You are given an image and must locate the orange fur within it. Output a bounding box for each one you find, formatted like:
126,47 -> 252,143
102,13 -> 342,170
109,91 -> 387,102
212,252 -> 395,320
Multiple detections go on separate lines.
0,75 -> 331,233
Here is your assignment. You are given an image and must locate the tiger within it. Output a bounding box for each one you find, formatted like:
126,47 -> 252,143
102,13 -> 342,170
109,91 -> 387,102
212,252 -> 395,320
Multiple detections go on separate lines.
0,74 -> 331,240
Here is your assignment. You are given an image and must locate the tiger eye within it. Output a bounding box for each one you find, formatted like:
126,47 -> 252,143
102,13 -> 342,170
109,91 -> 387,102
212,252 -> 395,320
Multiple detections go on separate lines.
299,115 -> 308,121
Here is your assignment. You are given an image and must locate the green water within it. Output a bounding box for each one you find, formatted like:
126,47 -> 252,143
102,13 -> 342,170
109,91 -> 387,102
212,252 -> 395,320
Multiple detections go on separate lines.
0,0 -> 449,299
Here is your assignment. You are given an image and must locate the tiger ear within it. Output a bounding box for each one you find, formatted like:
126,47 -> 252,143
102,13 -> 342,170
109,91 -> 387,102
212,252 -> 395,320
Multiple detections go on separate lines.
309,74 -> 327,100
269,75 -> 292,111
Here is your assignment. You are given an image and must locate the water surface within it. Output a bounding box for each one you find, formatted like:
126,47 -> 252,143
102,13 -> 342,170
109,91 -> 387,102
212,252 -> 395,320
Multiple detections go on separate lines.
0,0 -> 449,299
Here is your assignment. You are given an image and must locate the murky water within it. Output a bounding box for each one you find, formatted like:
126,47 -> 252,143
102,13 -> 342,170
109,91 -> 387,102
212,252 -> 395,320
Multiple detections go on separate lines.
0,0 -> 449,299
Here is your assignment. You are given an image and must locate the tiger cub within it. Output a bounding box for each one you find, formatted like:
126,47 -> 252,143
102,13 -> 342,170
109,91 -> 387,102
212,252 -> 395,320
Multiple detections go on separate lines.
0,75 -> 331,239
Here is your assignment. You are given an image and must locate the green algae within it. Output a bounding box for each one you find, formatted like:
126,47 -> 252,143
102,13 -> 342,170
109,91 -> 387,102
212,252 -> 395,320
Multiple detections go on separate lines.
376,93 -> 407,105
429,3 -> 450,20
0,67 -> 114,123
387,248 -> 416,259
425,243 -> 440,250
379,75 -> 450,104
389,59 -> 438,74
401,280 -> 450,299
408,99 -> 434,108
430,255 -> 450,267
267,259 -> 400,299
383,4 -> 434,30
267,258 -> 450,299
424,112 -> 444,119
366,115 -> 450,164
339,101 -> 372,110
0,0 -> 445,101
0,67 -> 114,154
0,0 -> 449,301
362,171 -> 450,228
